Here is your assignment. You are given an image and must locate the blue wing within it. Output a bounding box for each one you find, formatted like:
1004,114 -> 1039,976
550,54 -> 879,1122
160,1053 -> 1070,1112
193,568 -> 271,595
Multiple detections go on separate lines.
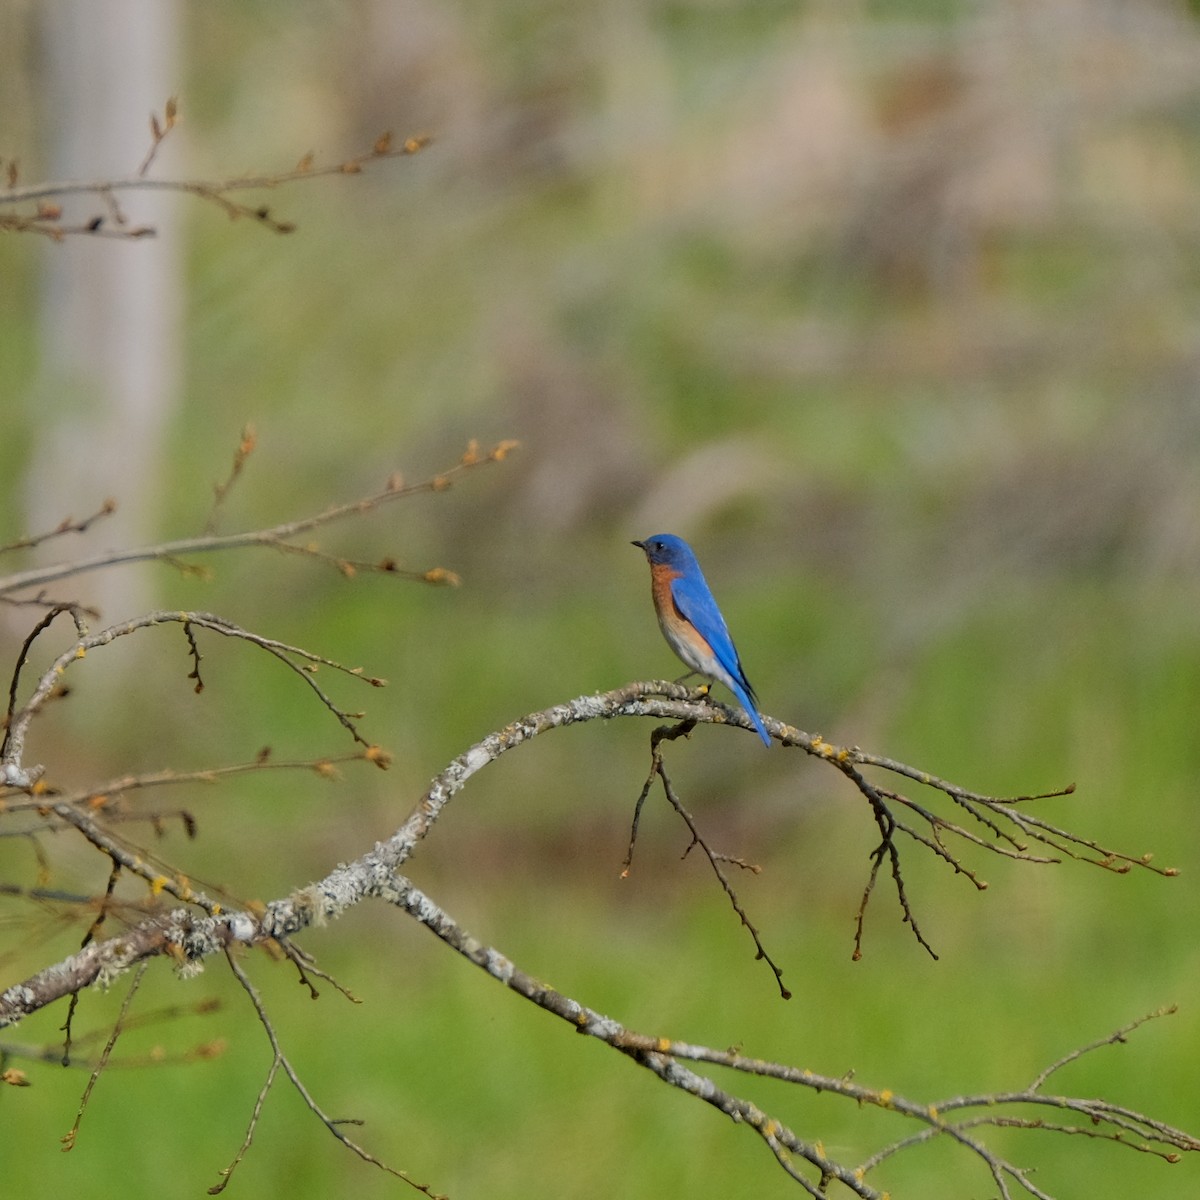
670,573 -> 751,695
670,572 -> 772,747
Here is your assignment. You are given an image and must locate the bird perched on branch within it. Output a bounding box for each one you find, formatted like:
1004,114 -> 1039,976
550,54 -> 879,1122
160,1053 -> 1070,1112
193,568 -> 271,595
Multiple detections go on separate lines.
632,534 -> 772,747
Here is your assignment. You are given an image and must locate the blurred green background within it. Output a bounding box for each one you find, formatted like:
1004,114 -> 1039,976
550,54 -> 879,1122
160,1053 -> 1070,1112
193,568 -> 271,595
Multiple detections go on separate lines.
3,1 -> 1200,1197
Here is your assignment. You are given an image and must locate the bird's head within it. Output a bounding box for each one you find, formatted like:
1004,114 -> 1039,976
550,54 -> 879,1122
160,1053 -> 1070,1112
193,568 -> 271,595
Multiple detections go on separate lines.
632,534 -> 697,571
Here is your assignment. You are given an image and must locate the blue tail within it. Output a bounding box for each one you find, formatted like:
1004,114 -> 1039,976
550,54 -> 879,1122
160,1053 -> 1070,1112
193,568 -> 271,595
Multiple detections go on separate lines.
728,679 -> 772,747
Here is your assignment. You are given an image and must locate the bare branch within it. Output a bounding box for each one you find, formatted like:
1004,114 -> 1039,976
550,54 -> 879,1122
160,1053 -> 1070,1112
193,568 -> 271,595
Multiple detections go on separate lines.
1,684 -> 1191,1195
2,681 -> 1175,1010
0,499 -> 117,557
1,604 -> 87,761
60,963 -> 147,1151
627,724 -> 791,998
1,752 -> 379,817
1,610 -> 388,785
0,440 -> 518,600
0,117 -> 432,242
204,424 -> 257,534
215,950 -> 440,1197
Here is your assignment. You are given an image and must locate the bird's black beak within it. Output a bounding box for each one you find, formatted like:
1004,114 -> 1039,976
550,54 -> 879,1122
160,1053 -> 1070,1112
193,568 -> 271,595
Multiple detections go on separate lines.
631,539 -> 645,550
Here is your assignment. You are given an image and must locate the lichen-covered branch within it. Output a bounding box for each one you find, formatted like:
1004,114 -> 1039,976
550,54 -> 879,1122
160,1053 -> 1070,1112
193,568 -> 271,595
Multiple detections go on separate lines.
1,680 -> 1174,1012
2,683 -> 1192,1195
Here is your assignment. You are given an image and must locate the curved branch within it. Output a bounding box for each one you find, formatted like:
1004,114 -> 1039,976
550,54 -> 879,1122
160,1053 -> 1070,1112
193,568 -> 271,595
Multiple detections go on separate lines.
1,610 -> 386,783
2,685 -> 1193,1196
1,680 -> 1174,1007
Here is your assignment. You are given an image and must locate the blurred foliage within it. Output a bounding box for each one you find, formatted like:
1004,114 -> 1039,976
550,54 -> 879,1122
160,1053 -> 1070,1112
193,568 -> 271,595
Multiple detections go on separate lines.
3,0 -> 1200,1197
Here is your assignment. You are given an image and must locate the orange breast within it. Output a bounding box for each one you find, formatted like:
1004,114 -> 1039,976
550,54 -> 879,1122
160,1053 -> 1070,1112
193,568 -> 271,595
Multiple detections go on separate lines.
649,562 -> 682,615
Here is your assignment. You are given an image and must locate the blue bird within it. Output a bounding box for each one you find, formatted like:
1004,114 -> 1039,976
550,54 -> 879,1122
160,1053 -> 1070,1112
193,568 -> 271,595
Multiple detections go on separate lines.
633,534 -> 772,747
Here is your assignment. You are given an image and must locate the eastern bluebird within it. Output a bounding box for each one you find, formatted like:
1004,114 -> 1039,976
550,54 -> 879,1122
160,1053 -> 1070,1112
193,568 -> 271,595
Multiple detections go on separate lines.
632,534 -> 772,747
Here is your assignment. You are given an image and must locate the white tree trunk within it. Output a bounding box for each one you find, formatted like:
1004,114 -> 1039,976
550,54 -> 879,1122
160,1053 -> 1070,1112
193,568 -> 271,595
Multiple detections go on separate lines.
27,0 -> 182,623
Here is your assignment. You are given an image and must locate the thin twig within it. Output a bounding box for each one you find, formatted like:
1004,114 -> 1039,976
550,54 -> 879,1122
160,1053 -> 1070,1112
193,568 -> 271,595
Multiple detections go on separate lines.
1,128 -> 433,241
1,605 -> 86,760
136,97 -> 178,178
0,440 -> 517,599
621,716 -> 695,875
1,751 -> 381,816
277,938 -> 362,1005
646,741 -> 791,999
0,499 -> 117,556
217,950 -> 441,1197
60,962 -> 147,1151
204,424 -> 257,534
1026,1007 -> 1176,1092
61,860 -> 122,1063
1,609 -> 390,776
